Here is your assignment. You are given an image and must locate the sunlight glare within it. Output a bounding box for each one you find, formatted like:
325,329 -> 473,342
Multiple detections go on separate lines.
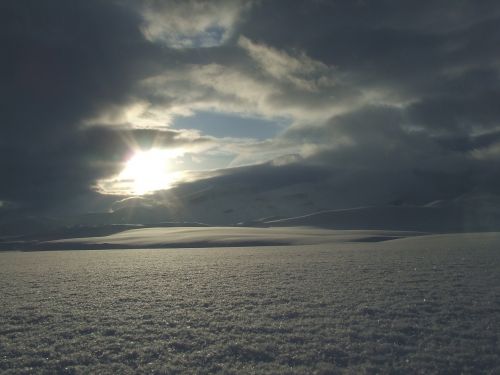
119,149 -> 181,195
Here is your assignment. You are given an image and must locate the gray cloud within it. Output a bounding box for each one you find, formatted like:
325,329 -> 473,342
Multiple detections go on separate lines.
2,0 -> 500,224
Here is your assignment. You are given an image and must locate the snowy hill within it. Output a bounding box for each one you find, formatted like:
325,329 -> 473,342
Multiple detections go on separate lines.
45,227 -> 420,250
263,202 -> 500,232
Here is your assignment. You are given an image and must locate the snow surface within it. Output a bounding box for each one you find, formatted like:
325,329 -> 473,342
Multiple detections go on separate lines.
47,227 -> 423,249
1,232 -> 499,373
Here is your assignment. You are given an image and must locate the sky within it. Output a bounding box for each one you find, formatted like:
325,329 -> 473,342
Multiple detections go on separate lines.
1,0 -> 500,226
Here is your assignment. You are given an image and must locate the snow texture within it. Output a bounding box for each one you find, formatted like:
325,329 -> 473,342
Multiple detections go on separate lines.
1,232 -> 500,374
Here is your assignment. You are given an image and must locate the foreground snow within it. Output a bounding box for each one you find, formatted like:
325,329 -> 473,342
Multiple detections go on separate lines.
1,233 -> 499,373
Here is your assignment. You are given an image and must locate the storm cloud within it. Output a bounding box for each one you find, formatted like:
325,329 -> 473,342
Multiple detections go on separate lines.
1,0 -> 500,223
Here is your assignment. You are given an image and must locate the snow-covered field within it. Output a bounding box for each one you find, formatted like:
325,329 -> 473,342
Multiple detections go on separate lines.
1,232 -> 500,374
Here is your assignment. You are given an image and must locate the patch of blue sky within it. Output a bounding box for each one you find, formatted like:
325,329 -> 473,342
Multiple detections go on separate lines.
171,26 -> 227,48
173,111 -> 290,140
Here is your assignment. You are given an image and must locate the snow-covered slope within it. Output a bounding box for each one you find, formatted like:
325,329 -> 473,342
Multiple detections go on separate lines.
90,192 -> 500,231
47,227 -> 421,249
263,203 -> 500,232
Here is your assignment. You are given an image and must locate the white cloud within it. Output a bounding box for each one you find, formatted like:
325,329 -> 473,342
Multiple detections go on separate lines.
470,142 -> 500,161
138,63 -> 281,122
139,56 -> 352,126
101,36 -> 386,177
238,36 -> 336,91
83,99 -> 196,129
140,0 -> 253,48
121,36 -> 363,170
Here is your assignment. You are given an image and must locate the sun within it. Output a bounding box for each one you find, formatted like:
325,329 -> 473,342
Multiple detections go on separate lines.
119,149 -> 181,195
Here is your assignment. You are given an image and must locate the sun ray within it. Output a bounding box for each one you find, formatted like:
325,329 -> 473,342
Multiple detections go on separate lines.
118,148 -> 183,195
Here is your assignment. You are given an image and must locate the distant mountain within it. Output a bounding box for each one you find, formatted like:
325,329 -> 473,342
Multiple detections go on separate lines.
263,198 -> 500,233
2,191 -> 500,245
68,193 -> 500,233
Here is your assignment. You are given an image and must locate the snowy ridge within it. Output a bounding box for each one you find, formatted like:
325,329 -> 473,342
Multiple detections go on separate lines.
46,227 -> 421,250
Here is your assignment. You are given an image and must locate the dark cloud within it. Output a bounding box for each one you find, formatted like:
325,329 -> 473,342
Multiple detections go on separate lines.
0,123 -> 208,212
0,0 -> 163,212
241,1 -> 500,102
2,0 -> 500,226
232,1 -> 500,203
406,69 -> 500,134
281,102 -> 500,202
